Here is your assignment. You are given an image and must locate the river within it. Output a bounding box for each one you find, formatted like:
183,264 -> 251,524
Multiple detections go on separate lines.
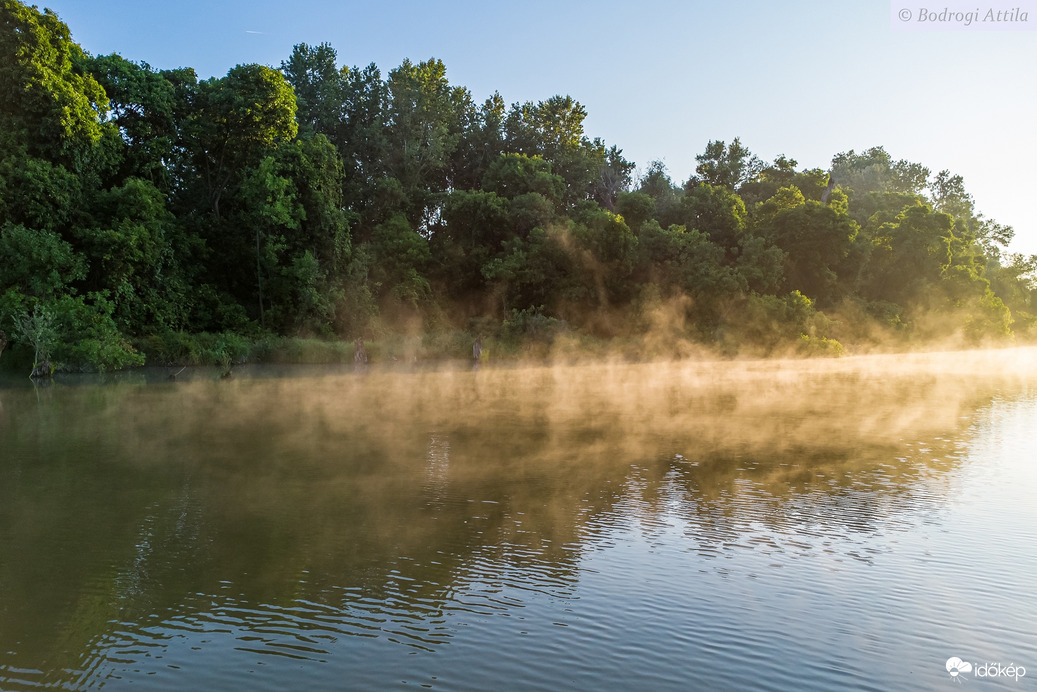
1,349 -> 1036,690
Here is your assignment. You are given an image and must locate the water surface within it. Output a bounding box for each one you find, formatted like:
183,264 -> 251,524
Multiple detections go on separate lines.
2,350 -> 1036,690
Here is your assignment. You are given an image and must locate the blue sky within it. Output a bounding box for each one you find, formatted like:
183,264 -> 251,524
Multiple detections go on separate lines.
41,0 -> 1037,255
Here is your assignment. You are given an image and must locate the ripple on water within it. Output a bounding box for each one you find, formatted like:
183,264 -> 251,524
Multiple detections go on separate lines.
4,364 -> 1037,690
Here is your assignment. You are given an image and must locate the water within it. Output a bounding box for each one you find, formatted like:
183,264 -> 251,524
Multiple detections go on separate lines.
1,350 -> 1036,690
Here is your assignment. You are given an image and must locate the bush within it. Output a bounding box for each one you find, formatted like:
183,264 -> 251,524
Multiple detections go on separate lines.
720,291 -> 838,356
136,330 -> 251,367
500,306 -> 568,343
796,334 -> 845,357
50,294 -> 145,371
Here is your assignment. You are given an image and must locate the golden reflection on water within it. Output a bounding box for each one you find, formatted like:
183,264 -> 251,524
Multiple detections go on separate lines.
1,348 -> 1036,688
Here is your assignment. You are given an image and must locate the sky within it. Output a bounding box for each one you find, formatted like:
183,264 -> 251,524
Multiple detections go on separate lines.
38,0 -> 1037,255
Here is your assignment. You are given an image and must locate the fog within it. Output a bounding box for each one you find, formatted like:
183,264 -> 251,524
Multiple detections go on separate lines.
3,346 -> 1036,689
10,345 -> 1029,482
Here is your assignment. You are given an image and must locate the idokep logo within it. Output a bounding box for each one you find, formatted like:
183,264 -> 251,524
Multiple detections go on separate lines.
946,656 -> 1027,682
946,657 -> 973,680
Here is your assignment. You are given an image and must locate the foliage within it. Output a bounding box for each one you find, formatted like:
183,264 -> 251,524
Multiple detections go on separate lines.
0,0 -> 1030,368
693,138 -> 762,190
0,223 -> 86,297
49,294 -> 146,371
12,302 -> 57,372
500,306 -> 568,343
137,330 -> 251,367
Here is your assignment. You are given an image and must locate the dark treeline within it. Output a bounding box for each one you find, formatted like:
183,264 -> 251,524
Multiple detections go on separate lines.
2,1 -> 1035,372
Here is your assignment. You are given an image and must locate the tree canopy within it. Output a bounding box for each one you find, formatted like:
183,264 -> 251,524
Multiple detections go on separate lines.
1,0 -> 1033,371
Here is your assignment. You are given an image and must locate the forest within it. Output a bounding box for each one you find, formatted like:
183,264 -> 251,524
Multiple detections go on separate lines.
1,0 -> 1035,373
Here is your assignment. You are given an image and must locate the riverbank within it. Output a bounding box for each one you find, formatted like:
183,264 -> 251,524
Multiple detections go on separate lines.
2,322 -> 1030,379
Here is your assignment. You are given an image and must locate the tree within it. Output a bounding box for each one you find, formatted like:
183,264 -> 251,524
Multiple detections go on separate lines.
482,153 -> 564,202
615,191 -> 655,234
87,54 -> 180,187
693,138 -> 762,190
590,145 -> 634,211
0,0 -> 109,163
187,64 -> 298,217
74,177 -> 186,331
829,147 -> 894,197
281,42 -> 342,139
636,161 -> 684,229
238,155 -> 301,327
681,182 -> 747,255
757,190 -> 859,305
974,217 -> 1014,261
503,95 -> 610,204
433,189 -> 511,303
369,213 -> 432,310
830,147 -> 930,201
739,155 -> 829,206
0,156 -> 81,234
888,159 -> 930,196
482,226 -> 575,316
927,169 -> 974,220
383,58 -> 470,231
13,303 -> 56,376
449,92 -> 506,191
570,204 -> 638,306
0,223 -> 85,299
338,62 -> 387,216
636,220 -> 739,302
860,204 -> 954,306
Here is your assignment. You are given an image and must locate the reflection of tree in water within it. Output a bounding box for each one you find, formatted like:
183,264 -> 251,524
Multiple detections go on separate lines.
0,355 -> 1032,687
423,431 -> 451,507
630,438 -> 966,567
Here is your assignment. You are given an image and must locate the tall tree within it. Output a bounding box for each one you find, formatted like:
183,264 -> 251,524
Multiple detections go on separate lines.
281,42 -> 342,140
0,0 -> 108,163
383,58 -> 471,232
338,62 -> 387,221
186,63 -> 298,218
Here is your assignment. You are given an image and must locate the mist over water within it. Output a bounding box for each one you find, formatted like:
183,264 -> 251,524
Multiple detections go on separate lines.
2,349 -> 1036,690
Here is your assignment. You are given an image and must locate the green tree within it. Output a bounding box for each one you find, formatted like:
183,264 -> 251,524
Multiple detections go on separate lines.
681,182 -> 748,255
337,62 -> 387,217
449,92 -> 506,191
739,155 -> 829,206
383,58 -> 471,231
74,177 -> 186,331
0,223 -> 85,298
482,153 -> 564,202
13,302 -> 56,375
757,189 -> 859,305
636,161 -> 684,229
571,204 -> 638,305
369,213 -> 432,310
503,95 -> 613,205
693,138 -> 762,190
187,63 -> 298,217
0,0 -> 108,162
88,54 -> 180,187
281,42 -> 343,139
860,204 -> 953,306
435,189 -> 510,300
483,226 -> 576,316
927,169 -> 974,220
0,156 -> 81,234
636,221 -> 739,301
590,145 -> 634,211
830,147 -> 930,200
615,190 -> 655,235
